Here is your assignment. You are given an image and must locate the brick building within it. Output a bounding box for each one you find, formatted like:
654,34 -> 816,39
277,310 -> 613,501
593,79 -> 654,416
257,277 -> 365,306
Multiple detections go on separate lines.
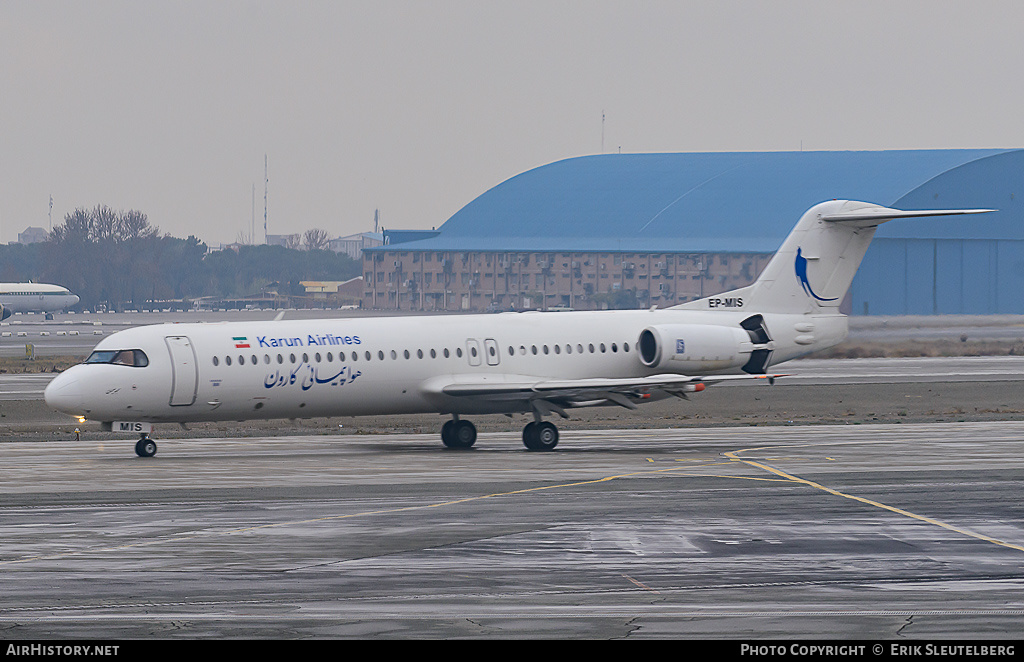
364,248 -> 770,311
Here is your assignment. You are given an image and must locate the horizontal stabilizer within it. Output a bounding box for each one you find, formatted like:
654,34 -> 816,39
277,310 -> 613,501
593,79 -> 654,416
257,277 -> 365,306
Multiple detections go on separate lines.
821,203 -> 994,227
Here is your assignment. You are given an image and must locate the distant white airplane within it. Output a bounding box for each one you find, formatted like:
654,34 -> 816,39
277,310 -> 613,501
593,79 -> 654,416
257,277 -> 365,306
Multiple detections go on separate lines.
44,200 -> 991,457
0,282 -> 80,320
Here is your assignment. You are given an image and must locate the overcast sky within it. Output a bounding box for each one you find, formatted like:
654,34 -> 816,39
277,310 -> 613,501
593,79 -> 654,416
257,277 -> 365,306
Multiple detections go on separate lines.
2,1 -> 1022,246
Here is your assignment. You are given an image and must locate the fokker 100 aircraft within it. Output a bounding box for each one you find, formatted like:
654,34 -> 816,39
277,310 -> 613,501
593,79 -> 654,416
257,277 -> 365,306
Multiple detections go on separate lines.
44,200 -> 991,456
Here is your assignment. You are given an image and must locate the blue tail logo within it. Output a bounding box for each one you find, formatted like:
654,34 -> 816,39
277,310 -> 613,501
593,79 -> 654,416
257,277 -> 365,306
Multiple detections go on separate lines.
795,247 -> 837,302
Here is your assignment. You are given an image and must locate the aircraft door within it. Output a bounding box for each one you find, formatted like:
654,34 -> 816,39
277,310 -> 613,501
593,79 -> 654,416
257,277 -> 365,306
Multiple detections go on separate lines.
484,338 -> 500,366
465,339 -> 482,366
165,336 -> 198,406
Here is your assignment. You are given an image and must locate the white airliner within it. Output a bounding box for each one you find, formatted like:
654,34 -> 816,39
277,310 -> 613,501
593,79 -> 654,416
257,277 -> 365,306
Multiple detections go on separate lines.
0,282 -> 80,320
44,200 -> 990,457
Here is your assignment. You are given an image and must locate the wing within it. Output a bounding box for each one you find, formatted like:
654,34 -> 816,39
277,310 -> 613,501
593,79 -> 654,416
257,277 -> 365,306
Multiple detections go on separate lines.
420,372 -> 783,418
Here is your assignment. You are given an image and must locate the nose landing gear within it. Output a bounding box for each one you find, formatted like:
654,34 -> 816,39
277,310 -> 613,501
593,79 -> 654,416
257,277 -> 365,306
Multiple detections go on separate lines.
135,434 -> 157,458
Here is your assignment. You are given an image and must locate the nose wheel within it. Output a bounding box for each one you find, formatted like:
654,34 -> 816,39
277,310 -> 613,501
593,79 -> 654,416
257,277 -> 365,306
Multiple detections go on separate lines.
135,434 -> 157,458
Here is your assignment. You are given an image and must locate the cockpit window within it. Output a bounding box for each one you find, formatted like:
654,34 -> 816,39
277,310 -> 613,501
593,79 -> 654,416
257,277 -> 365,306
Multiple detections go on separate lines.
85,349 -> 149,367
85,350 -> 118,364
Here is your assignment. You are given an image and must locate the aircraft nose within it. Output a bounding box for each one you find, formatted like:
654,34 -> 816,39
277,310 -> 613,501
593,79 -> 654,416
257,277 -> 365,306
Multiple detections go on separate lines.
44,371 -> 84,415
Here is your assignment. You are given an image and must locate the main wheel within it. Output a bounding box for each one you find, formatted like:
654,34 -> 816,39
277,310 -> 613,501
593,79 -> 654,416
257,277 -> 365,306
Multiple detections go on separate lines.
522,422 -> 538,449
523,421 -> 559,451
442,419 -> 476,449
440,420 -> 455,447
135,436 -> 157,457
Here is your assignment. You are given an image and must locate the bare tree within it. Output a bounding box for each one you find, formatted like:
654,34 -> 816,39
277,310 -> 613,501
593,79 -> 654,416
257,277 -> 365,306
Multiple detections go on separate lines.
45,205 -> 162,310
118,209 -> 157,241
304,228 -> 330,251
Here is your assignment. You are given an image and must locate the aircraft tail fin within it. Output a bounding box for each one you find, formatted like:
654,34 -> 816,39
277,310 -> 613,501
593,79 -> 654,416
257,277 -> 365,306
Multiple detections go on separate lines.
671,200 -> 993,314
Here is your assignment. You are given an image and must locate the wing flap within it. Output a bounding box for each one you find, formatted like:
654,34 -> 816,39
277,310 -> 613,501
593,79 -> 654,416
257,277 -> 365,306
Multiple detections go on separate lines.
424,373 -> 782,406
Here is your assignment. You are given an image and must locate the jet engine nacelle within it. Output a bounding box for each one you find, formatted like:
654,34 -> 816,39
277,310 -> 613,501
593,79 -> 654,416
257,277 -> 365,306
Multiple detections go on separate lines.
0,304 -> 10,321
637,323 -> 752,373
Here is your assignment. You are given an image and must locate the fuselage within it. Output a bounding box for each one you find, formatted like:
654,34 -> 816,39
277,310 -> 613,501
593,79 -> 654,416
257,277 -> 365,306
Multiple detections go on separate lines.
0,283 -> 80,313
43,308 -> 847,424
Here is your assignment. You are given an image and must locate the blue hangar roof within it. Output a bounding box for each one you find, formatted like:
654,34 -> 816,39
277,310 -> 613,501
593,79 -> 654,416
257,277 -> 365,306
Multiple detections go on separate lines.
374,149 -> 1024,254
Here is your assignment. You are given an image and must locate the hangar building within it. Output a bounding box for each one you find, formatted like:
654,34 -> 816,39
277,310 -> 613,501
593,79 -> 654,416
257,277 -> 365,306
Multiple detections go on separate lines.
362,149 -> 1024,314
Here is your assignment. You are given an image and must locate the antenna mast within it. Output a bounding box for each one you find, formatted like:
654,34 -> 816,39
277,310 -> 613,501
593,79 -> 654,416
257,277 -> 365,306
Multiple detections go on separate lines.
263,154 -> 268,244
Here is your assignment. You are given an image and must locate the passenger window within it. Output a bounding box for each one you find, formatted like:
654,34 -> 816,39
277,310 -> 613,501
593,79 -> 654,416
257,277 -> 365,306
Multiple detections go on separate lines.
417,349 -> 424,358
277,354 -> 284,364
212,356 -> 219,366
226,355 -> 232,366
444,348 -> 450,358
364,351 -> 371,361
378,350 -> 384,360
327,352 -> 334,362
238,355 -> 245,365
430,349 -> 437,358
391,350 -> 398,360
290,353 -> 296,364
302,353 -> 309,363
404,349 -> 410,359
264,354 -> 271,364
252,355 -> 258,364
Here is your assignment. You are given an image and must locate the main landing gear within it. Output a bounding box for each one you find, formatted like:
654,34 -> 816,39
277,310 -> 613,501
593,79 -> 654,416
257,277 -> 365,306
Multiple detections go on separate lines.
522,420 -> 558,451
441,418 -> 477,449
135,433 -> 157,458
439,416 -> 560,451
